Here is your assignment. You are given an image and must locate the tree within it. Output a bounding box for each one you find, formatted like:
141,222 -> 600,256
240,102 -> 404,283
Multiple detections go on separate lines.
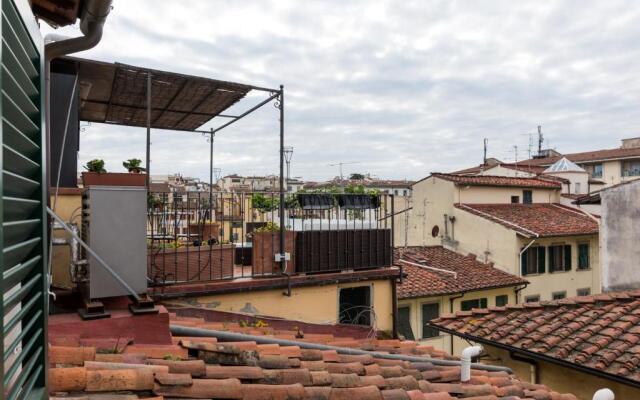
349,173 -> 366,180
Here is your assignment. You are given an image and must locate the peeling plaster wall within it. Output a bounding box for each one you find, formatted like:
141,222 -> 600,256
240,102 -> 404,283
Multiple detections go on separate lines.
601,180 -> 640,291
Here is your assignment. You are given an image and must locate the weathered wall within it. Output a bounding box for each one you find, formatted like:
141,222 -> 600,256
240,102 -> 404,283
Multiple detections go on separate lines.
164,279 -> 395,332
517,234 -> 601,300
398,287 -> 517,355
50,192 -> 82,289
483,345 -> 639,400
478,165 -> 536,177
601,179 -> 640,291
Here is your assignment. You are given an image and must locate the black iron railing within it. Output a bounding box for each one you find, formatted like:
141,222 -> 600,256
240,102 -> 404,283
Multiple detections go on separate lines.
146,191 -> 394,286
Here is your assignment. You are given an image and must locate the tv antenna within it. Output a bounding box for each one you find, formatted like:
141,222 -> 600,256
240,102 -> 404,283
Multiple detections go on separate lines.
328,161 -> 360,180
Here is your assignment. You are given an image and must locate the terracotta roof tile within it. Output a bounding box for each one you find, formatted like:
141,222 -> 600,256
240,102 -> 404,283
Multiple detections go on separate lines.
455,203 -> 599,237
47,311 -> 579,400
431,291 -> 640,386
395,246 -> 527,298
430,173 -> 561,189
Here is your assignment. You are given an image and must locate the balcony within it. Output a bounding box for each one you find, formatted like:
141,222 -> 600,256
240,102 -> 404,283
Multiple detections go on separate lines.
147,191 -> 395,289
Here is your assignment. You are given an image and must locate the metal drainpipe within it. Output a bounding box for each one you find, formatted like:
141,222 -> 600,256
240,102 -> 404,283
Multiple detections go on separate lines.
391,277 -> 398,339
169,325 -> 513,373
510,351 -> 539,383
448,293 -> 464,354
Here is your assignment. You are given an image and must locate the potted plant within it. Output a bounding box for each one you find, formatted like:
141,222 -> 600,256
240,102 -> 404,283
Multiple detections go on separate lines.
251,222 -> 296,276
123,158 -> 146,173
81,158 -> 147,187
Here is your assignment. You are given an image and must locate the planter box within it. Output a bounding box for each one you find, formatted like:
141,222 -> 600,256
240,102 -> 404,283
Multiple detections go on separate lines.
252,231 -> 296,276
148,244 -> 235,283
82,172 -> 147,187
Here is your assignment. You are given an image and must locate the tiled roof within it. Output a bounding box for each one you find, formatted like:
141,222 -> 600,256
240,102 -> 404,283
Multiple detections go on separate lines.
305,178 -> 414,190
519,146 -> 640,166
395,246 -> 527,299
49,312 -> 579,400
429,173 -> 562,189
452,163 -> 546,175
431,290 -> 640,386
455,203 -> 599,237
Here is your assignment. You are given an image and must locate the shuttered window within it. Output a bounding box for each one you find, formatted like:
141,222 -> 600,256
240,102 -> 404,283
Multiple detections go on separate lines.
1,0 -> 47,397
521,246 -> 545,275
549,245 -> 571,272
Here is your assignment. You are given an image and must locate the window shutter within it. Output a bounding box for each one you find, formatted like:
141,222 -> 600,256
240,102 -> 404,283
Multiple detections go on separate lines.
521,251 -> 528,275
538,247 -> 546,273
480,298 -> 488,308
1,0 -> 47,397
564,245 -> 572,271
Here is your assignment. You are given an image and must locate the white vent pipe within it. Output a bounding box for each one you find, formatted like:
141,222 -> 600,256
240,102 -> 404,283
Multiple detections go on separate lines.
593,388 -> 614,400
461,345 -> 483,382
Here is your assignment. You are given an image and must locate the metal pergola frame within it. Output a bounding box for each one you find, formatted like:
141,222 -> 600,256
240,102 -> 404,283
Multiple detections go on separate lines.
73,59 -> 289,274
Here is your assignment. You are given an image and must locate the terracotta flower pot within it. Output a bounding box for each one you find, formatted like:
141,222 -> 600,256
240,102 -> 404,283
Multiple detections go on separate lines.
82,172 -> 147,187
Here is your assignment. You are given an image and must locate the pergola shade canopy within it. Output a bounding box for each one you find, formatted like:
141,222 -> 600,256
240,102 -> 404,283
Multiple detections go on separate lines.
69,56 -> 253,131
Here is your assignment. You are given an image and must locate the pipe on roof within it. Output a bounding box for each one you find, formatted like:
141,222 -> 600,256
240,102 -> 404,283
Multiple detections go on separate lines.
45,0 -> 113,60
170,325 -> 513,373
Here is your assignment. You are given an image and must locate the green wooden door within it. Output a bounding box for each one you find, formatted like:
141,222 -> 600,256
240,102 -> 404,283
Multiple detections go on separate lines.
1,0 -> 47,398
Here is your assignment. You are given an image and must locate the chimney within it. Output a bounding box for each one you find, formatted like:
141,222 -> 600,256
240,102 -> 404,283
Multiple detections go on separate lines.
620,137 -> 640,149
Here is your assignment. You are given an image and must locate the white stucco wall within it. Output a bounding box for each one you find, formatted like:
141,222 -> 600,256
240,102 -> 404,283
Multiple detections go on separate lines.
601,180 -> 640,291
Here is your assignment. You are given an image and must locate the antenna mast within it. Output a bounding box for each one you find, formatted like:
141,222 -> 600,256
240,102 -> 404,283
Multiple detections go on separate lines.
483,138 -> 488,164
537,125 -> 543,156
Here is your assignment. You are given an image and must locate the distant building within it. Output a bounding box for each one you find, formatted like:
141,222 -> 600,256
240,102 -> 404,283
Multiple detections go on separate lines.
458,137 -> 640,189
304,177 -> 414,197
398,173 -> 601,302
395,246 -> 527,355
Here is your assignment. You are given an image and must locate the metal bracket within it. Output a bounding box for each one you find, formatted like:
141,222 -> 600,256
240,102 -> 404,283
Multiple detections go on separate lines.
274,252 -> 291,262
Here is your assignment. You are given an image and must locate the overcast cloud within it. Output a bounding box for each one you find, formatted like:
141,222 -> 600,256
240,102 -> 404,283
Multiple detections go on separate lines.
42,1 -> 640,182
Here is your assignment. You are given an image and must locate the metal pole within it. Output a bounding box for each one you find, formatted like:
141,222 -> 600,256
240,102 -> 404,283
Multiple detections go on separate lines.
279,85 -> 285,272
146,72 -> 152,188
209,129 -> 214,218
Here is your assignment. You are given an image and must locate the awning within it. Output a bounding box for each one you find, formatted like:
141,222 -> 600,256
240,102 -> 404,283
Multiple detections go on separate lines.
65,56 -> 257,131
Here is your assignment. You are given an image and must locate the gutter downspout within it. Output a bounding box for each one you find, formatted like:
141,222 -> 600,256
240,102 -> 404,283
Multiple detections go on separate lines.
44,0 -> 112,298
518,235 -> 539,302
510,351 -> 538,383
169,325 -> 513,373
448,293 -> 464,354
514,283 -> 528,304
44,0 -> 113,183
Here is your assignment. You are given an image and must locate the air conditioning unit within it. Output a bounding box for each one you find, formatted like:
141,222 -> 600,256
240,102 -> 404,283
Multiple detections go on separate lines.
81,186 -> 147,300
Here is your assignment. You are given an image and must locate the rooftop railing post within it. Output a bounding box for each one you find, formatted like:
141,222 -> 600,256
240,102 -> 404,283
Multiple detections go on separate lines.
278,85 -> 286,274
146,72 -> 151,189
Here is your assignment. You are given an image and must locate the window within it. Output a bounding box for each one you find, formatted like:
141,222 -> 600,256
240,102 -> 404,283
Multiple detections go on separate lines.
339,286 -> 371,326
577,288 -> 591,296
548,245 -> 571,272
574,182 -> 581,194
398,306 -> 415,340
622,160 -> 640,177
403,190 -> 407,196
460,298 -> 488,311
521,246 -> 545,275
552,291 -> 566,300
511,196 -> 520,204
525,295 -> 540,303
495,295 -> 509,307
394,190 -> 399,195
586,164 -> 602,178
523,190 -> 533,204
421,303 -> 440,338
578,243 -> 590,270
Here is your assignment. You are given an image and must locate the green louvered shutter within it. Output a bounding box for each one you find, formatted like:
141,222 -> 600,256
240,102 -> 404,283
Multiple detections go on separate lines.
1,0 -> 48,398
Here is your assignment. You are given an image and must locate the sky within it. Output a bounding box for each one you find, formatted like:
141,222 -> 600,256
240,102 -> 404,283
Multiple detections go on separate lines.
42,1 -> 640,182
